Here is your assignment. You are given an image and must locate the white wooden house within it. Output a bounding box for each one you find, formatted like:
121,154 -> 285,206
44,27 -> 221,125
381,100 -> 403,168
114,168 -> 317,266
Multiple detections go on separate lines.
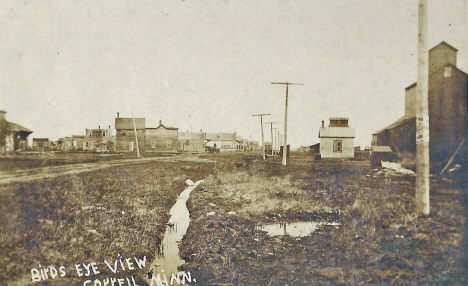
319,118 -> 355,158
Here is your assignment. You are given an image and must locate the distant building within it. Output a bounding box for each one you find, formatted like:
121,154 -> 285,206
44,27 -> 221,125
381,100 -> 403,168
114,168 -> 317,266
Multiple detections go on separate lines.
33,138 -> 50,151
58,137 -> 73,151
236,136 -> 249,151
0,110 -> 33,154
72,135 -> 85,151
205,133 -> 237,152
310,143 -> 320,154
84,126 -> 114,152
179,131 -> 205,152
115,113 -> 145,153
319,118 -> 355,158
372,41 -> 468,163
246,141 -> 259,151
146,120 -> 178,153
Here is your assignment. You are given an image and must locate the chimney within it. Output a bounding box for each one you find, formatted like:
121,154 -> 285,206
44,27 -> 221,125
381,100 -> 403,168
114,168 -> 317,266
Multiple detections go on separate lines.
159,120 -> 162,125
322,120 -> 324,128
99,126 -> 100,130
117,112 -> 119,118
109,125 -> 111,129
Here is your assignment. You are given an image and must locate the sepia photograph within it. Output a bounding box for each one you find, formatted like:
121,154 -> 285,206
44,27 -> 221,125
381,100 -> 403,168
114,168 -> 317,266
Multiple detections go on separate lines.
1,0 -> 467,285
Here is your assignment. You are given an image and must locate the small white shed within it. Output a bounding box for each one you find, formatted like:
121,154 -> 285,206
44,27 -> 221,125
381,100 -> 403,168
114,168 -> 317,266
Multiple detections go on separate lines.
319,118 -> 356,158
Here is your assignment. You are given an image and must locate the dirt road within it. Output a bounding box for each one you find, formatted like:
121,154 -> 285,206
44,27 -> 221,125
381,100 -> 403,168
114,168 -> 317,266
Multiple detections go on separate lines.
0,155 -> 213,186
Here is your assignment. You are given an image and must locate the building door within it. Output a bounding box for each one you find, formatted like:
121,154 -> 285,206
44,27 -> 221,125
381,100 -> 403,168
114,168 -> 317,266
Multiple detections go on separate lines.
129,142 -> 134,152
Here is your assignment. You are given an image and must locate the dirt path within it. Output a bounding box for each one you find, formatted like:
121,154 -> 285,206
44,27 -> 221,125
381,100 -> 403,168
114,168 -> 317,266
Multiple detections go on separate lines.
0,156 -> 178,186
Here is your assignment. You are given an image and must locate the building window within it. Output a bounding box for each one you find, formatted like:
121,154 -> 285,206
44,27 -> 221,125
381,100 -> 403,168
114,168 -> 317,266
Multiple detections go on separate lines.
167,140 -> 171,148
102,131 -> 106,137
444,66 -> 452,78
333,140 -> 342,153
85,142 -> 89,148
151,140 -> 156,149
122,132 -> 126,137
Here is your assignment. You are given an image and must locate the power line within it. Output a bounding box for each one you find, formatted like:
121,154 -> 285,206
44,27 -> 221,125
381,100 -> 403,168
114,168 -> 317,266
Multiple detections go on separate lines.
252,114 -> 270,160
271,82 -> 304,165
265,122 -> 278,156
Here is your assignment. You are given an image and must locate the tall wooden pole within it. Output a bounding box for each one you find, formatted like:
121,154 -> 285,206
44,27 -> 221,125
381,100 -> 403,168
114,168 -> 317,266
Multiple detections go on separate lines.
132,111 -> 141,158
272,82 -> 303,165
272,127 -> 279,155
265,122 -> 278,155
277,130 -> 280,154
415,0 -> 430,215
252,114 -> 270,160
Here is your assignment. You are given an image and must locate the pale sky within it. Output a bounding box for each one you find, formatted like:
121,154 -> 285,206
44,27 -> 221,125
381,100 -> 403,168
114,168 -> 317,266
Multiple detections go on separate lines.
1,0 -> 467,148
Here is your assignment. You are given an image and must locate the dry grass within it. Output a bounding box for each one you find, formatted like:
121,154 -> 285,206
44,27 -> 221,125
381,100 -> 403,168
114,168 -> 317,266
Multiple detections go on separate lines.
180,155 -> 467,285
0,160 -> 213,285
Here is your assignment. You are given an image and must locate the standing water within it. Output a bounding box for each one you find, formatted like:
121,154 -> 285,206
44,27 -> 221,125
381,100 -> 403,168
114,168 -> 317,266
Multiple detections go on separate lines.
146,180 -> 204,286
256,221 -> 319,237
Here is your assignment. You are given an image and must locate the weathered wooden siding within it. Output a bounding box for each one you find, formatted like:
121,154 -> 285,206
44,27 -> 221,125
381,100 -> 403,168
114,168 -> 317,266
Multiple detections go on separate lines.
145,128 -> 178,153
320,138 -> 354,158
429,66 -> 468,160
115,129 -> 145,153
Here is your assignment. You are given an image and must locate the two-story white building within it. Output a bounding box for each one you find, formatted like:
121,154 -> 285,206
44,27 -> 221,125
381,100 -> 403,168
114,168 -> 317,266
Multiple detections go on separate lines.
319,118 -> 355,158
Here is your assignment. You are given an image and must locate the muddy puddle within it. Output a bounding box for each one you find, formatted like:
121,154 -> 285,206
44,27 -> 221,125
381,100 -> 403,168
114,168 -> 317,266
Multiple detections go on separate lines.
256,222 -> 319,237
146,180 -> 203,285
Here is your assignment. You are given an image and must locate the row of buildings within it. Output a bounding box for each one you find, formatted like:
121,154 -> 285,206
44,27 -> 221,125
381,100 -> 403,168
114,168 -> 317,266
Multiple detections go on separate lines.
0,111 -> 260,155
48,113 -> 260,154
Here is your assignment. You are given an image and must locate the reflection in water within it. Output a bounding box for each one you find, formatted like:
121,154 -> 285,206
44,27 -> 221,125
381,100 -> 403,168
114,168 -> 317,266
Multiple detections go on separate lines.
146,180 -> 204,285
256,221 -> 319,237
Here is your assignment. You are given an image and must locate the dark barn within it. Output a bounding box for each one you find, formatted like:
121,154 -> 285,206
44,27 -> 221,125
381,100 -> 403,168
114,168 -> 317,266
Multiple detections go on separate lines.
372,41 -> 468,165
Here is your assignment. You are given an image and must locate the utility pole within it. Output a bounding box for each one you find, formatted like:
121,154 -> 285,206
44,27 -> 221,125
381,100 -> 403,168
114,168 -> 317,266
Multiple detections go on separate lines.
132,111 -> 140,158
277,130 -> 281,154
272,127 -> 279,155
252,114 -> 270,160
272,82 -> 304,165
279,132 -> 283,155
415,0 -> 430,215
265,122 -> 278,156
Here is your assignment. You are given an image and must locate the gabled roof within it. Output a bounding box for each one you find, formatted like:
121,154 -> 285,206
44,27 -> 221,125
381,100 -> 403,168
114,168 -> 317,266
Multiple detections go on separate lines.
8,122 -> 33,134
429,41 -> 458,52
146,123 -> 178,130
373,116 -> 415,135
115,118 -> 145,129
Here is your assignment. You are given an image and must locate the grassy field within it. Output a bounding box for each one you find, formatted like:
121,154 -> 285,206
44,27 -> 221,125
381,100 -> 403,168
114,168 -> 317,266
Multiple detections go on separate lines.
1,153 -> 466,285
179,155 -> 468,285
0,159 -> 213,285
